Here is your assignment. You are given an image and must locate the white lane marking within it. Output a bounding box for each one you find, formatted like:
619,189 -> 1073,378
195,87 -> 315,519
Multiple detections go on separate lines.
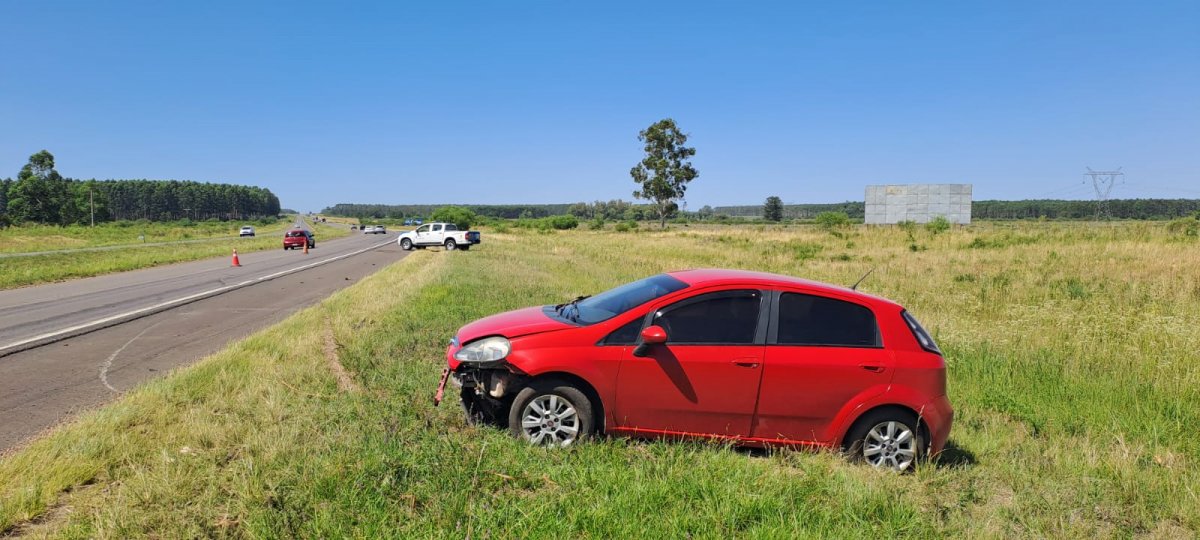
0,239 -> 395,355
99,321 -> 162,393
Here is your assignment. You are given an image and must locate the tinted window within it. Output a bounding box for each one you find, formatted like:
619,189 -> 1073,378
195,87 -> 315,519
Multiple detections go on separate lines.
776,293 -> 879,347
417,225 -> 430,233
445,224 -> 458,231
653,290 -> 761,344
602,317 -> 644,345
567,274 -> 689,325
433,224 -> 443,232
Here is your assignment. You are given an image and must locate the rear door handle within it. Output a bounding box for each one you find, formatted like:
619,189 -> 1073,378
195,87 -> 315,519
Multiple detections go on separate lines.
858,364 -> 885,373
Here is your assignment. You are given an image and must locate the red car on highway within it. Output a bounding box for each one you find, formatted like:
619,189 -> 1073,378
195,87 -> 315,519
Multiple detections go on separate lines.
282,228 -> 314,250
437,269 -> 952,471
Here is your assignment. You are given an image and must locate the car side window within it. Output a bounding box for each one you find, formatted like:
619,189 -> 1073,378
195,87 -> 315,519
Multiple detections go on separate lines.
601,317 -> 644,345
416,225 -> 430,233
433,224 -> 443,232
652,290 -> 761,345
445,224 -> 458,231
776,293 -> 880,347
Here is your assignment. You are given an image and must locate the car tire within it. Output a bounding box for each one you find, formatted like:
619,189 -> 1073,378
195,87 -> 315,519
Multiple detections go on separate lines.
508,380 -> 594,447
444,239 -> 457,251
400,238 -> 413,250
459,245 -> 470,251
843,408 -> 925,472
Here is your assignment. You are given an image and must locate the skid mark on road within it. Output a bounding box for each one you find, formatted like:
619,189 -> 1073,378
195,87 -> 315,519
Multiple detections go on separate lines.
99,321 -> 162,393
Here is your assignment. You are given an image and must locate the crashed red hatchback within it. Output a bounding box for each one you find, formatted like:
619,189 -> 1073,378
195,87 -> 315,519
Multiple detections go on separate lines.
437,269 -> 952,471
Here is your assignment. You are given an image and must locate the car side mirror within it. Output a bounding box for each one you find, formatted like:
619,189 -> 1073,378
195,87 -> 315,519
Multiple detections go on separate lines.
633,325 -> 667,357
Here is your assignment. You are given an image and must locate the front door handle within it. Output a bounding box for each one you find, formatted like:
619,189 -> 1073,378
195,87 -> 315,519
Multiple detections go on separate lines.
733,358 -> 760,368
858,364 -> 886,373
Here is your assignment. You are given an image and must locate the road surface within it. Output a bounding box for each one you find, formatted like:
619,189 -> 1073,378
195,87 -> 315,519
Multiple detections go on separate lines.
0,220 -> 406,452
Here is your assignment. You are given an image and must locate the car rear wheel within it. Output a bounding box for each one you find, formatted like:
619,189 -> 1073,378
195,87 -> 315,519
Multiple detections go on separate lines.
508,380 -> 594,447
444,239 -> 457,251
400,238 -> 413,250
844,409 -> 924,472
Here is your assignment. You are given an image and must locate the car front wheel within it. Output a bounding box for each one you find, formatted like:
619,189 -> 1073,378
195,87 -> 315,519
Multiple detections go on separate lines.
844,409 -> 924,472
400,238 -> 413,250
508,381 -> 594,447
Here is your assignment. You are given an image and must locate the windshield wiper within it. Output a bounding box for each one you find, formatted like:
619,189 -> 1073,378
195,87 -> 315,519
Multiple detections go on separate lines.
556,295 -> 590,322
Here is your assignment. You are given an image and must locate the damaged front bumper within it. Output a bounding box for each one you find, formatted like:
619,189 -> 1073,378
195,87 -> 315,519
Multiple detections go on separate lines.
432,364 -> 524,407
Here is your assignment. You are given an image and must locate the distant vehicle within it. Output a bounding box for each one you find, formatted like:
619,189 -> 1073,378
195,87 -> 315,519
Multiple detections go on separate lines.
436,269 -> 952,472
414,219 -> 424,225
283,229 -> 315,250
397,222 -> 480,251
239,226 -> 255,237
403,219 -> 413,225
362,225 -> 387,234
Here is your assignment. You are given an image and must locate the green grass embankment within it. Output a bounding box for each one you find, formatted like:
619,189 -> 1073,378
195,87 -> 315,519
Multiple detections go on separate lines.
1,222 -> 1197,537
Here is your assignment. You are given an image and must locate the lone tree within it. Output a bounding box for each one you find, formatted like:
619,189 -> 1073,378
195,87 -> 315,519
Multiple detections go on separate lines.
630,119 -> 698,228
763,196 -> 784,222
7,150 -> 69,225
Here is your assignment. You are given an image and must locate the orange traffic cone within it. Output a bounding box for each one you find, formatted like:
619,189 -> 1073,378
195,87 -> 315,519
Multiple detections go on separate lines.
303,242 -> 309,255
231,248 -> 242,267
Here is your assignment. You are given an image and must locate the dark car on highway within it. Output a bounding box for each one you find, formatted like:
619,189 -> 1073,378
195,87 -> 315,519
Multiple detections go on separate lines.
436,269 -> 952,472
282,229 -> 314,250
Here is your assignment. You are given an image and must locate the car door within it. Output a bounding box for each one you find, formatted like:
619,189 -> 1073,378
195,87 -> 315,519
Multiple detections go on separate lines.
430,224 -> 444,243
751,291 -> 894,443
614,289 -> 767,438
414,224 -> 431,244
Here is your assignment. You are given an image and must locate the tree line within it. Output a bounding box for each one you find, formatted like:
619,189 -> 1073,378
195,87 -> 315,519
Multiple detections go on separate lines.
971,199 -> 1200,220
0,151 -> 281,226
322,203 -> 573,220
717,199 -> 1200,221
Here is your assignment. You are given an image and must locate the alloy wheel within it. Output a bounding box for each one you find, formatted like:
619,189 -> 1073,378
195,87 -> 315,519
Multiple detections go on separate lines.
520,394 -> 580,447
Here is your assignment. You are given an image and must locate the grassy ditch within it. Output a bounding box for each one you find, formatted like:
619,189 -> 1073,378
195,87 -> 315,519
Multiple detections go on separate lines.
0,219 -> 349,290
1,222 -> 1197,537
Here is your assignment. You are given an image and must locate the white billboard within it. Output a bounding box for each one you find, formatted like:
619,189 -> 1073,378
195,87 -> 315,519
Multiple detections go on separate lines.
865,184 -> 972,225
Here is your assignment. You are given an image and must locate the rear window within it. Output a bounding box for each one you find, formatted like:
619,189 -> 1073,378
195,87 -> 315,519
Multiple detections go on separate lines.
902,311 -> 941,354
445,224 -> 458,231
286,230 -> 305,237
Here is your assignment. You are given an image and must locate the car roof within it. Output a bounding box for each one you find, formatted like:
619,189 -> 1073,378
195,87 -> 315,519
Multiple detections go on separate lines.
665,268 -> 900,308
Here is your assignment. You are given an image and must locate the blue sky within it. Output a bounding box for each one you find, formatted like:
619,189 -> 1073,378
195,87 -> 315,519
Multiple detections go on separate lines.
2,1 -> 1197,212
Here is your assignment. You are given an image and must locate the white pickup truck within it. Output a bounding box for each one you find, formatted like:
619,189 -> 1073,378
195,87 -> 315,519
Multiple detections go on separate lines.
396,222 -> 481,251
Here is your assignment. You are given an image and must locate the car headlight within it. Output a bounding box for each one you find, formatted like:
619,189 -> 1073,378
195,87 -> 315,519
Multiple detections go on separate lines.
453,336 -> 511,363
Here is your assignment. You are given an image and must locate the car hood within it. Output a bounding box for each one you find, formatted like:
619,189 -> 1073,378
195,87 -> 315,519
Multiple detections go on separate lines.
456,306 -> 573,343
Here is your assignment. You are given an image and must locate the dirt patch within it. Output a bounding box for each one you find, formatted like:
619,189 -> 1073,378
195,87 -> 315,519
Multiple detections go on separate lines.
323,317 -> 359,393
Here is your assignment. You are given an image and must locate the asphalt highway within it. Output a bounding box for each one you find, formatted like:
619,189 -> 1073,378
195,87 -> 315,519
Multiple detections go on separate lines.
0,219 -> 407,452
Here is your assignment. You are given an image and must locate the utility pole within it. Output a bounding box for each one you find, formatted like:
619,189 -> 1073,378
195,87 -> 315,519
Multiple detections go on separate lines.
1085,167 -> 1123,221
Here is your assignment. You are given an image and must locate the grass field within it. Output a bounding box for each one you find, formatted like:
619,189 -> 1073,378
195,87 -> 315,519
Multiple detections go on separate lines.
1,222 -> 1197,538
0,218 -> 350,290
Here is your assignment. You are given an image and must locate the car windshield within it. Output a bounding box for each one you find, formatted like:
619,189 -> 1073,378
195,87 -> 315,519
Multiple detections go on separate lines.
560,274 -> 688,325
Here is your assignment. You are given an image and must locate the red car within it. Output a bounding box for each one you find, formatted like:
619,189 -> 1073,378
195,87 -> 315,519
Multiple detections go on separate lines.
437,269 -> 952,471
282,228 -> 314,250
